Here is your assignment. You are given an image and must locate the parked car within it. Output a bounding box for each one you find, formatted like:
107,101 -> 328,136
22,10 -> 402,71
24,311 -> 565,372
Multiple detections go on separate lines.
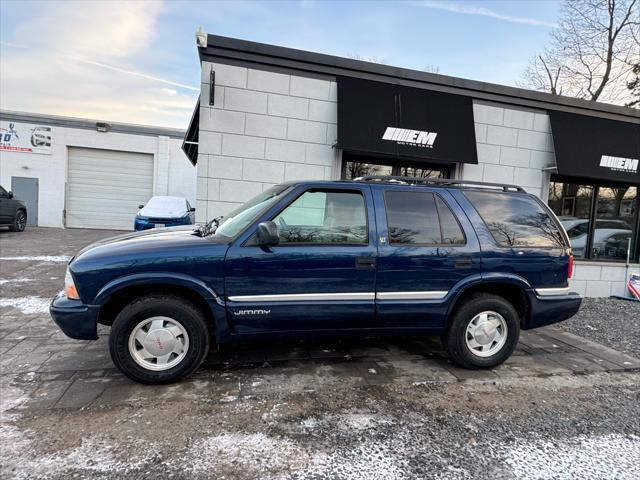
602,231 -> 632,259
560,218 -> 632,257
50,177 -> 581,384
134,196 -> 195,231
0,185 -> 27,232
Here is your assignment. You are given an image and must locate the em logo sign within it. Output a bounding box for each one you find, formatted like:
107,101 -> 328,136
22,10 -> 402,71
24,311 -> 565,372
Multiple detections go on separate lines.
599,155 -> 639,173
382,127 -> 438,148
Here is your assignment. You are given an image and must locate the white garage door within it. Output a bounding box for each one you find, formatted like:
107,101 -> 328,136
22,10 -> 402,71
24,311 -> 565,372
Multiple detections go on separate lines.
66,147 -> 153,230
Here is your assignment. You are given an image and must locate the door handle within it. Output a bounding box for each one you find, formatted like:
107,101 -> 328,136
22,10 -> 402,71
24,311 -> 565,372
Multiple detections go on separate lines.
454,258 -> 473,268
356,257 -> 376,268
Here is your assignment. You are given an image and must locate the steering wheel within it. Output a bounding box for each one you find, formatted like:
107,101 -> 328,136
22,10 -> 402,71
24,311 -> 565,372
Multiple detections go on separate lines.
277,217 -> 288,229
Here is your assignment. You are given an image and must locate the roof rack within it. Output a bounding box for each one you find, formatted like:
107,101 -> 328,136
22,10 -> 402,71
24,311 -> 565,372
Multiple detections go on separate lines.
352,175 -> 527,193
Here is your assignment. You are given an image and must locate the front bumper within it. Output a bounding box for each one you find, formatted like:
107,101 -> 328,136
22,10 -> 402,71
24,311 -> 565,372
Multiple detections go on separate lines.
49,293 -> 100,340
525,291 -> 582,329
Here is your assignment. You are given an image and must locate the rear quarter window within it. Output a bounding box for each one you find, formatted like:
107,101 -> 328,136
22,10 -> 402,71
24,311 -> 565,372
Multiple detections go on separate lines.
464,191 -> 565,248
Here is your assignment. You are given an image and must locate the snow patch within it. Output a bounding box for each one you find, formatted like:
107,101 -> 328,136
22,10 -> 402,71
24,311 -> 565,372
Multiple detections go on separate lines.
0,255 -> 70,262
0,296 -> 50,314
0,278 -> 33,285
138,196 -> 188,218
180,432 -> 310,476
504,433 -> 640,479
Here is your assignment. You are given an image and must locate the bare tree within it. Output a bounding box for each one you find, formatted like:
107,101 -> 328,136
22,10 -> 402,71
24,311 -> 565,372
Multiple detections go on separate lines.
627,62 -> 640,106
521,0 -> 640,105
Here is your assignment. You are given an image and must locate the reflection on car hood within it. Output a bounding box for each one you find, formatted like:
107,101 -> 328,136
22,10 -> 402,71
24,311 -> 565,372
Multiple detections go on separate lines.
73,226 -> 224,262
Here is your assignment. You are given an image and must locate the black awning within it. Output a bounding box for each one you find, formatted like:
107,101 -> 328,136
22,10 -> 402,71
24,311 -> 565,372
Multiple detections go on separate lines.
336,77 -> 477,164
182,98 -> 200,165
549,111 -> 640,186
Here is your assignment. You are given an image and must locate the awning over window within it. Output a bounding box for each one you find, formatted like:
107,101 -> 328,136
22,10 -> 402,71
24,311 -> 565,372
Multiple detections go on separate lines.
182,98 -> 200,166
549,111 -> 640,186
336,77 -> 478,164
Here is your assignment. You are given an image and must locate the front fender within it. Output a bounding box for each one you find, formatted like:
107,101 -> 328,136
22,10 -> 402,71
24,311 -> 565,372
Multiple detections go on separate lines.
93,272 -> 225,307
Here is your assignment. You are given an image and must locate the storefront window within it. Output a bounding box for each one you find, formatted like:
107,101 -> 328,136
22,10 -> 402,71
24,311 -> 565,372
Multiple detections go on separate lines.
342,155 -> 450,180
342,161 -> 393,179
548,178 -> 639,262
548,181 -> 594,258
593,186 -> 637,260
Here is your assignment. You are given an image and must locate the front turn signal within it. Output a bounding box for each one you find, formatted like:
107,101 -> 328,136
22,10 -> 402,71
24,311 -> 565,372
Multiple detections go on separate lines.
64,268 -> 80,300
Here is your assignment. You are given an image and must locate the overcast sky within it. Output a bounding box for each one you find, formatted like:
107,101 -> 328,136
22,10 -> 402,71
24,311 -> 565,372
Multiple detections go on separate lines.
0,0 -> 561,129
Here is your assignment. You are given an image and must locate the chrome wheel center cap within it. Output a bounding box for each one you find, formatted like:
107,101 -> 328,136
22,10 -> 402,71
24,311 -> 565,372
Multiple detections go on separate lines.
143,329 -> 176,356
473,323 -> 496,345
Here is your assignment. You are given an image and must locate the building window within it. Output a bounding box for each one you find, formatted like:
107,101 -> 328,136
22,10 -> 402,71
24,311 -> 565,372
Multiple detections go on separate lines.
548,182 -> 594,258
341,154 -> 451,180
549,177 -> 639,262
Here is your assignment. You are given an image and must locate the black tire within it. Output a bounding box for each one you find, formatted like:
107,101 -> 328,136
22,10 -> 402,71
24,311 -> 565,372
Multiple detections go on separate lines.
109,294 -> 210,384
9,210 -> 26,232
445,293 -> 520,369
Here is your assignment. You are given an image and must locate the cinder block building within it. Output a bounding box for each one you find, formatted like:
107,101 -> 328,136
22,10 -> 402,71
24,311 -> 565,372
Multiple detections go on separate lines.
0,111 -> 195,230
182,34 -> 640,297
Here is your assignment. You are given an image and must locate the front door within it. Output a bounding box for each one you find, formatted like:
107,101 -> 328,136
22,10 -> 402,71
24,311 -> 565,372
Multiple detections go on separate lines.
224,185 -> 378,334
11,177 -> 38,226
373,185 -> 481,329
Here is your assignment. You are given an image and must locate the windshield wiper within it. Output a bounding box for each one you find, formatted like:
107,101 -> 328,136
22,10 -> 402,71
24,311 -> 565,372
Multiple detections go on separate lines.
195,215 -> 223,237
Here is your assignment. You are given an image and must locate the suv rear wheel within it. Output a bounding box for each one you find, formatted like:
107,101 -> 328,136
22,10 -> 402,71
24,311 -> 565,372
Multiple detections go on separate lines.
445,293 -> 520,369
108,294 -> 210,384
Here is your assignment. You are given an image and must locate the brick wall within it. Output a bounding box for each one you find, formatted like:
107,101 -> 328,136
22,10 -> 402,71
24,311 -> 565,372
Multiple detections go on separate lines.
196,62 -> 339,222
463,100 -> 556,199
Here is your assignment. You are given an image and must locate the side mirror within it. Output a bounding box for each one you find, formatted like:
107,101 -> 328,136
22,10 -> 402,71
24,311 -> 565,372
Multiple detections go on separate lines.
189,207 -> 196,212
138,204 -> 144,209
8,191 -> 14,199
257,221 -> 279,247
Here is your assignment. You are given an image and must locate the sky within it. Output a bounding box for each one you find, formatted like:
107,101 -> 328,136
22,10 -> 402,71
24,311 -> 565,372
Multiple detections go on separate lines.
0,0 -> 562,129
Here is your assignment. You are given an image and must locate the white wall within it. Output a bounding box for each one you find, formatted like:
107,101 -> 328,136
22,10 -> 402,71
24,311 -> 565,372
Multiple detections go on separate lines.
0,121 -> 195,227
463,100 -> 556,199
196,62 -> 339,222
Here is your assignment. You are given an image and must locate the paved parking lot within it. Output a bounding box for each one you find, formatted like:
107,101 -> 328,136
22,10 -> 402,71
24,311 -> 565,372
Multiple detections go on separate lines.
1,227 -> 640,479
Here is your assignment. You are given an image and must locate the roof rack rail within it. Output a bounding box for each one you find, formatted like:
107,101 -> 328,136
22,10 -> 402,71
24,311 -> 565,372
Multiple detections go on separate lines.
352,175 -> 527,193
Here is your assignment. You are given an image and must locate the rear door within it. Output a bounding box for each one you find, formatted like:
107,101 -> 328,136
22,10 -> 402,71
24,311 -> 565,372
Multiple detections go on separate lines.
224,184 -> 378,333
373,185 -> 481,328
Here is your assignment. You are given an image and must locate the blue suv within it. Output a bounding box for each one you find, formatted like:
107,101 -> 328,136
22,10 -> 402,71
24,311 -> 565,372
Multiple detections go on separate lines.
50,177 -> 581,384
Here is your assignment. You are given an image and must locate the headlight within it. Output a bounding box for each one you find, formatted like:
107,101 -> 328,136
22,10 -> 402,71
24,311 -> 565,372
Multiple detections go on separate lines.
64,268 -> 80,300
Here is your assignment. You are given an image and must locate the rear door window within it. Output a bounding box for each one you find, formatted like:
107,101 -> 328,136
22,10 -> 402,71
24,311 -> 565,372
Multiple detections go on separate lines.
464,191 -> 565,248
384,191 -> 465,245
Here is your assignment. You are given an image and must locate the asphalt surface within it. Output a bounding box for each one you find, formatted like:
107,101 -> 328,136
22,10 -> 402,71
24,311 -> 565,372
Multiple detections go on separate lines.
1,227 -> 639,480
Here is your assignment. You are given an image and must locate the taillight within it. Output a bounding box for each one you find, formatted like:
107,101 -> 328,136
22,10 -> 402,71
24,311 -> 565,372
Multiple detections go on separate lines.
567,254 -> 574,279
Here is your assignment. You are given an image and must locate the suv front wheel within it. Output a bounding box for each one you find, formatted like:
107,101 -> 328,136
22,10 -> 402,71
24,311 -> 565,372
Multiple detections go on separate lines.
445,293 -> 520,369
109,294 -> 210,384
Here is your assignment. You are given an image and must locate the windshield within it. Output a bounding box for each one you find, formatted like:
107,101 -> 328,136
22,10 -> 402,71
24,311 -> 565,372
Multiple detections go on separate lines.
214,185 -> 292,238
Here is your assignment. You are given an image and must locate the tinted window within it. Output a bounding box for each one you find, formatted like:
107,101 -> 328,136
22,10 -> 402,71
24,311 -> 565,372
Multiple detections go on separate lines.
385,191 -> 465,245
273,190 -> 367,244
436,196 -> 465,244
465,191 -> 565,248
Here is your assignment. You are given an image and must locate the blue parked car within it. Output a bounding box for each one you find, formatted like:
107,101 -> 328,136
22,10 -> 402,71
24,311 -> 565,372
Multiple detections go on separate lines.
134,196 -> 195,231
50,177 -> 581,384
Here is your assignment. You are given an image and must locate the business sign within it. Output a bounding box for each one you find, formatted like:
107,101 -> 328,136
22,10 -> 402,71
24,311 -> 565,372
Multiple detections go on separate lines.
0,121 -> 52,155
337,77 -> 478,164
549,111 -> 640,185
